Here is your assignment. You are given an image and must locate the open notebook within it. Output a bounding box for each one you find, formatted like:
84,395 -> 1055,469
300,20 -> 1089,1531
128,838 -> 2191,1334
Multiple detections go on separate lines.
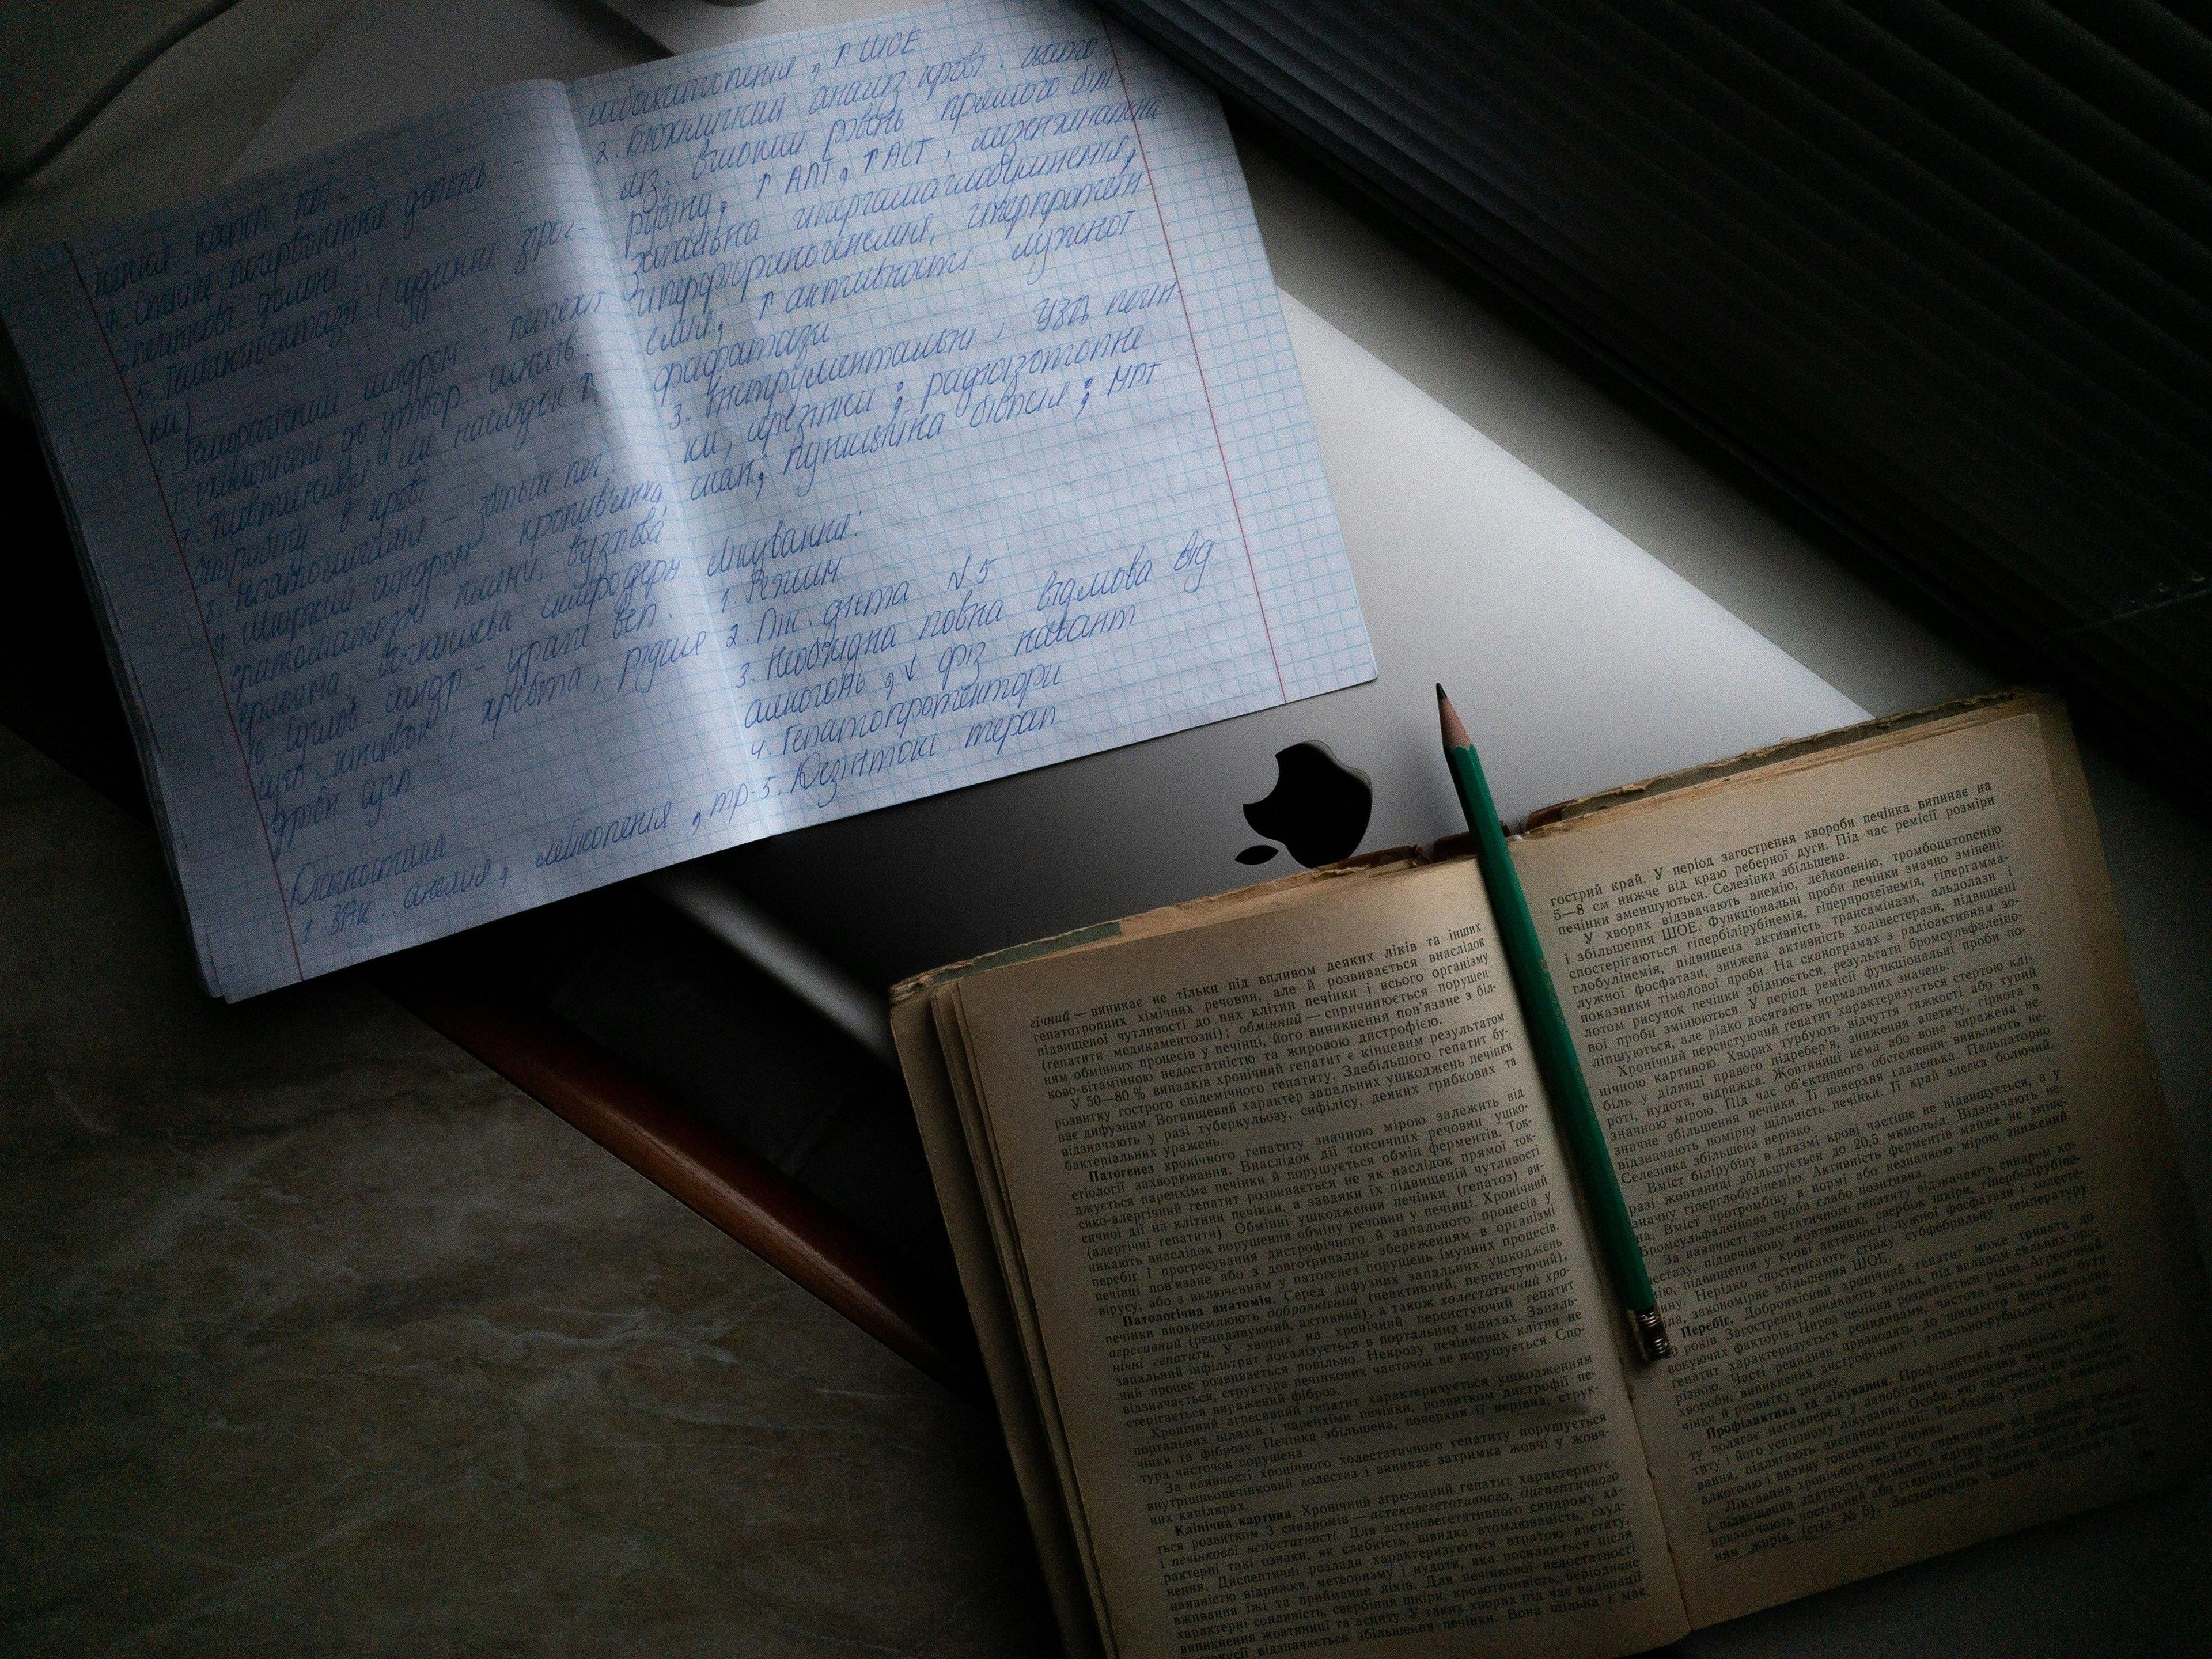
0,0 -> 1371,998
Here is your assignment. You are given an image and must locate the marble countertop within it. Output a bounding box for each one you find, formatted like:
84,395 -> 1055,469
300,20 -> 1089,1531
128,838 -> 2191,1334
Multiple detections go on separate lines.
0,722 -> 1053,1655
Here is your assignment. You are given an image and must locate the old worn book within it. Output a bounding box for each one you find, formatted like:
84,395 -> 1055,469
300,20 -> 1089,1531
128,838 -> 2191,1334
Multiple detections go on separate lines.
892,690 -> 2210,1659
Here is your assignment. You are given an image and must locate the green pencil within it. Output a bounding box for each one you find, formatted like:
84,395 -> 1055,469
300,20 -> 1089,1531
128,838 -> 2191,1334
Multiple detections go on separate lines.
1437,685 -> 1670,1363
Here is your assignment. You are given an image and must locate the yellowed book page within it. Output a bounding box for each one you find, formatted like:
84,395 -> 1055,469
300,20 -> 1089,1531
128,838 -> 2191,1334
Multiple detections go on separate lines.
1512,699 -> 2212,1627
894,855 -> 1459,1659
935,994 -> 1124,1654
953,859 -> 1689,1659
891,992 -> 1107,1659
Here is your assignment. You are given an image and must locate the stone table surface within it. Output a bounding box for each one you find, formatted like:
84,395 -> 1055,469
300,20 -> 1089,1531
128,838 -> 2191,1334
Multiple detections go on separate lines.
0,722 -> 1056,1657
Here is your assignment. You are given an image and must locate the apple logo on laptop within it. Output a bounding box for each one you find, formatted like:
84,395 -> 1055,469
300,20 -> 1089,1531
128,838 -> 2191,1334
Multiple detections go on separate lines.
1238,741 -> 1372,867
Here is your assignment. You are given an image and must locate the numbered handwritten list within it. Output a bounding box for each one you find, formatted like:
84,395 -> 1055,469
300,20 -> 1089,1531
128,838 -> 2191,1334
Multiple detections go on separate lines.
0,0 -> 1372,997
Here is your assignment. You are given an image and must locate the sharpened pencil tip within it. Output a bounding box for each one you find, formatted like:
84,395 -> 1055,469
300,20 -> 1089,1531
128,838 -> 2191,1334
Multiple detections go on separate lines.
1435,684 -> 1471,752
1435,682 -> 1445,701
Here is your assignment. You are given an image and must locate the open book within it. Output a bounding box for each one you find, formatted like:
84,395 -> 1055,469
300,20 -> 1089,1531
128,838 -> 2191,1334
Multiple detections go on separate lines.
0,0 -> 1369,999
893,692 -> 2210,1659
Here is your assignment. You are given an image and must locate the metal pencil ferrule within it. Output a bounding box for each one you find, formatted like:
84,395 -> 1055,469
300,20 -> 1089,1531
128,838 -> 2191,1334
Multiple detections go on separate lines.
1627,1306 -> 1671,1363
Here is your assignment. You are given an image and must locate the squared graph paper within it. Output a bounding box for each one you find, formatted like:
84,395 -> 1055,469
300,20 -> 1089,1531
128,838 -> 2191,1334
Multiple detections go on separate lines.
0,0 -> 1374,997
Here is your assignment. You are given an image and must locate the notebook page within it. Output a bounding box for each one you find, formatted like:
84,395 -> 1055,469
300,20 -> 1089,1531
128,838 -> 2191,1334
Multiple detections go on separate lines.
3,84 -> 742,996
7,0 -> 1375,999
569,0 -> 1373,834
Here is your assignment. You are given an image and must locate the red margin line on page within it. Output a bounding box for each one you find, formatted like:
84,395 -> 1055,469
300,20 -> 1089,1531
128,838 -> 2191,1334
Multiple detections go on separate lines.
1103,24 -> 1287,703
65,243 -> 306,983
